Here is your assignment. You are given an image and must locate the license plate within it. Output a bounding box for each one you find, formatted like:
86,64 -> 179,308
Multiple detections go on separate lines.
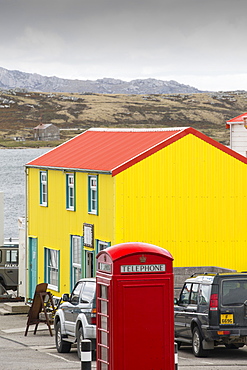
220,313 -> 234,324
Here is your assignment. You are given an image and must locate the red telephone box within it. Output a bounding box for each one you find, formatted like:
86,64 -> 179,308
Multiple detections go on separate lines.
96,242 -> 174,370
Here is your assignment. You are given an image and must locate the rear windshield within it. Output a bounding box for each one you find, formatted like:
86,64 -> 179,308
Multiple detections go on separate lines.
222,279 -> 247,306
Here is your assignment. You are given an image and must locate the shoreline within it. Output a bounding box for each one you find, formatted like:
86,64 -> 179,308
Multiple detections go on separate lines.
0,146 -> 53,149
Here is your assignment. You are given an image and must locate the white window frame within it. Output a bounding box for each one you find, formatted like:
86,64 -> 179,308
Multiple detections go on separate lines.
98,241 -> 108,252
88,175 -> 98,214
45,248 -> 59,291
72,236 -> 82,287
40,171 -> 47,206
66,173 -> 75,211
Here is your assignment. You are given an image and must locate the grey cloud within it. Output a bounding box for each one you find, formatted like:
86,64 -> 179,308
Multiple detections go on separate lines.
0,0 -> 247,90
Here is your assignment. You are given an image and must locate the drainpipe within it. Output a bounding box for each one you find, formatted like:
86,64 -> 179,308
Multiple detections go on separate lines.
24,166 -> 28,301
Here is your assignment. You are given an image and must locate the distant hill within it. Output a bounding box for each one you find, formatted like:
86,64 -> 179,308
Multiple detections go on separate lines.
0,89 -> 247,148
0,67 -> 203,94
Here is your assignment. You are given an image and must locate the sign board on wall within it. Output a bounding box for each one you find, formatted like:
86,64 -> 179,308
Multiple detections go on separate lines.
83,223 -> 94,248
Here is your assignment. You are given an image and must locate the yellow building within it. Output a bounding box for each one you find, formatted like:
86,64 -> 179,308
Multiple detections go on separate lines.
25,127 -> 247,298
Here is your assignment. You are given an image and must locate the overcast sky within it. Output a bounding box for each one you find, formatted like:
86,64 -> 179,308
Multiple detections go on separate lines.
0,0 -> 246,91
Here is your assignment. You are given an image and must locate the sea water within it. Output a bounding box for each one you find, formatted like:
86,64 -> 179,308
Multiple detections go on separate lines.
0,148 -> 50,238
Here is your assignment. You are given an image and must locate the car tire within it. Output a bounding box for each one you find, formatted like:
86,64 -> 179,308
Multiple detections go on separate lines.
192,327 -> 207,357
55,321 -> 71,353
0,280 -> 6,295
77,326 -> 84,359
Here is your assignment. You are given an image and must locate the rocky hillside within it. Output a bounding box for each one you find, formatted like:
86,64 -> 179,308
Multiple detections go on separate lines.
0,67 -> 202,94
0,89 -> 247,147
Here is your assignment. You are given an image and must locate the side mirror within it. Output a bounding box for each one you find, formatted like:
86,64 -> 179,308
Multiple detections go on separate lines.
62,293 -> 70,302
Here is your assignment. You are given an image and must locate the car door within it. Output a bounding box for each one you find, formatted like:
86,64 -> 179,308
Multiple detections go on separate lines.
175,282 -> 192,338
63,281 -> 85,335
183,283 -> 199,338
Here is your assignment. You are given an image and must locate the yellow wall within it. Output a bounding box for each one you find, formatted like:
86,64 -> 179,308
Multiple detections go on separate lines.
115,134 -> 247,272
27,168 -> 115,294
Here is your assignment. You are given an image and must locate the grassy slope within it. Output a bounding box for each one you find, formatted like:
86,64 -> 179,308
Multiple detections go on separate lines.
1,90 -> 247,147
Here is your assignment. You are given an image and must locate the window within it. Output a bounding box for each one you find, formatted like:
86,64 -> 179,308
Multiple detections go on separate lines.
71,281 -> 84,305
97,240 -> 110,253
199,284 -> 210,306
88,175 -> 98,214
40,171 -> 48,206
179,283 -> 192,305
71,236 -> 82,287
66,173 -> 75,210
81,281 -> 96,303
190,284 -> 199,304
6,249 -> 18,263
45,248 -> 60,291
222,279 -> 247,306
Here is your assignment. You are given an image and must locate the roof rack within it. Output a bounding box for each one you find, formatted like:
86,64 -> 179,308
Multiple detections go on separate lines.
190,272 -> 218,277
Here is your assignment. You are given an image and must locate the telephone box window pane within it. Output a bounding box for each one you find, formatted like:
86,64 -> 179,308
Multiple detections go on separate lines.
100,331 -> 108,346
100,346 -> 108,362
99,315 -> 108,330
100,363 -> 108,370
100,300 -> 108,314
100,285 -> 108,299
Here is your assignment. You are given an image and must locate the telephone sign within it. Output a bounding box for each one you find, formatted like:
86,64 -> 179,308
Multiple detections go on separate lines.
120,263 -> 166,273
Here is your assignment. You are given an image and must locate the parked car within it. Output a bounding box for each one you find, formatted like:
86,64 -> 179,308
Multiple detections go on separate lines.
54,278 -> 96,359
174,272 -> 247,357
0,243 -> 18,294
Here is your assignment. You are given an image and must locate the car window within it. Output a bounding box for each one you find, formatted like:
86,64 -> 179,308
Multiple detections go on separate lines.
71,281 -> 84,305
198,284 -> 210,305
179,282 -> 192,305
190,284 -> 199,304
222,279 -> 247,306
81,281 -> 96,303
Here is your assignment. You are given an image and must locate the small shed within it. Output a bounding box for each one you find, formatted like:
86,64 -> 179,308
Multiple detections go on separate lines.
33,123 -> 60,141
226,112 -> 247,157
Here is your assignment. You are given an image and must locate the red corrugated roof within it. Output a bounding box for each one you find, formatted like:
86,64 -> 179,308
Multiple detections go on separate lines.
26,127 -> 247,176
227,113 -> 247,123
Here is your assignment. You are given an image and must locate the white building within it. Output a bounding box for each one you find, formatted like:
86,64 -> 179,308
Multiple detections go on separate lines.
0,192 -> 3,245
226,113 -> 247,157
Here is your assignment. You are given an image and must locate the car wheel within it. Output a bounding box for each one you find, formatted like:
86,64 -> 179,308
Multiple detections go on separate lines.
77,326 -> 84,359
0,280 -> 6,295
55,321 -> 71,353
192,327 -> 207,357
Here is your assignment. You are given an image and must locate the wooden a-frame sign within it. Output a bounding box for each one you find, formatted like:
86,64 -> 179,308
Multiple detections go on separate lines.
24,282 -> 56,337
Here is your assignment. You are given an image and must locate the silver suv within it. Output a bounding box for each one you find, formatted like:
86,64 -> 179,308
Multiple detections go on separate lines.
175,273 -> 247,357
54,278 -> 96,359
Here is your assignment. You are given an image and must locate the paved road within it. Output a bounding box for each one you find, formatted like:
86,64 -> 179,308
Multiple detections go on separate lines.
1,308 -> 247,369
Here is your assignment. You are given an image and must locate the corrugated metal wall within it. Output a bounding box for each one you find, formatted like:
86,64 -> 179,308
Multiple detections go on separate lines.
115,134 -> 247,272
